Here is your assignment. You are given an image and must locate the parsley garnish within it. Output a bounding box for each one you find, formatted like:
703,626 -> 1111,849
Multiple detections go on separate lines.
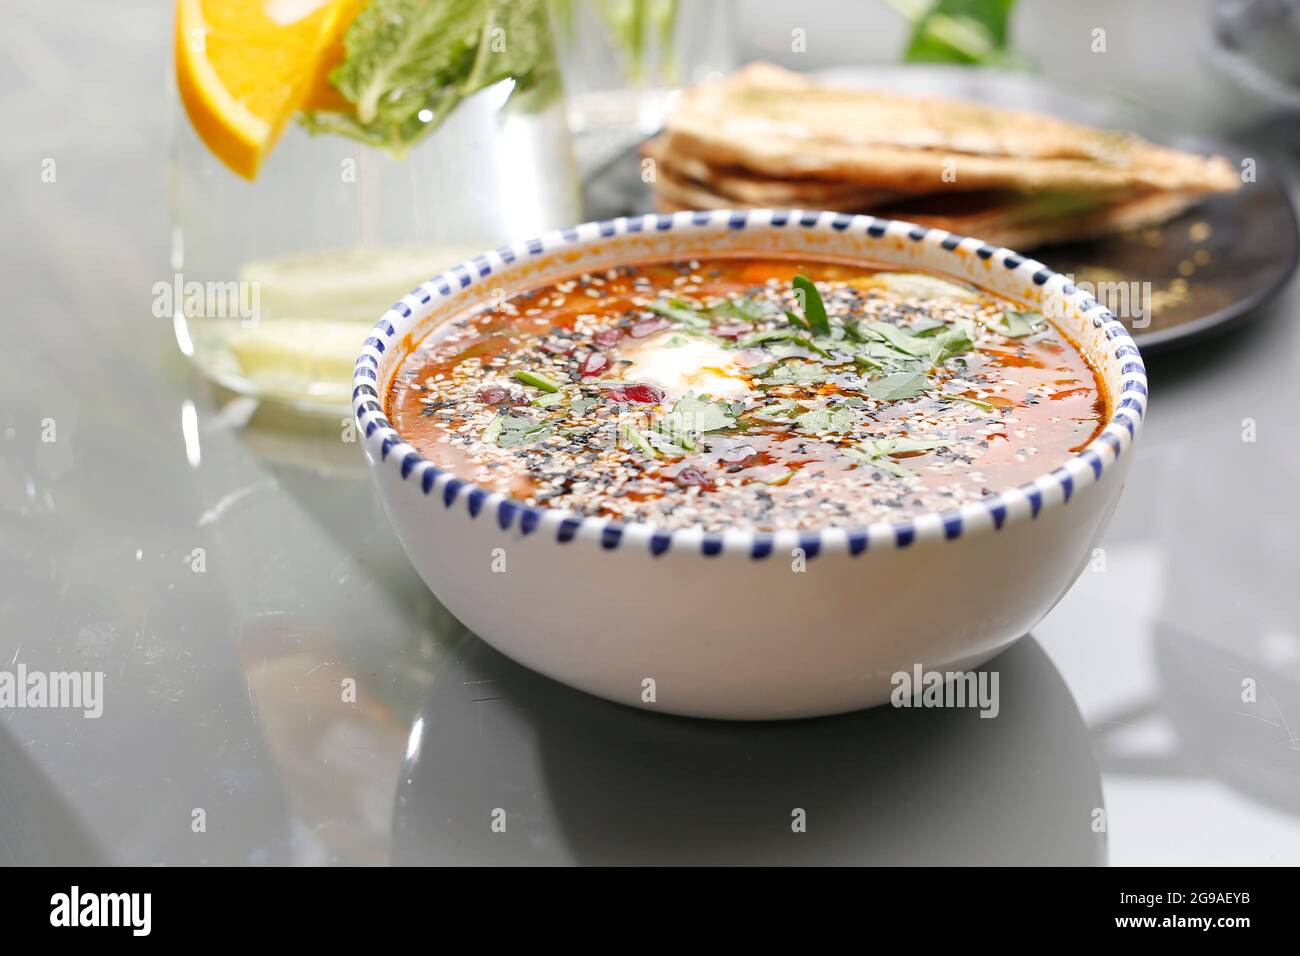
758,361 -> 830,387
864,371 -> 931,401
996,310 -> 1046,339
857,320 -> 934,359
939,393 -> 996,411
846,436 -> 950,478
927,323 -> 976,365
648,299 -> 709,327
653,394 -> 736,450
484,412 -> 549,447
514,369 -> 561,392
795,406 -> 859,434
621,425 -> 660,459
791,275 -> 831,337
707,298 -> 774,323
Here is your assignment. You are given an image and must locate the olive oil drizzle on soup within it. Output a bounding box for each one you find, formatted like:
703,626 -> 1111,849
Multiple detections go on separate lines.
388,257 -> 1107,532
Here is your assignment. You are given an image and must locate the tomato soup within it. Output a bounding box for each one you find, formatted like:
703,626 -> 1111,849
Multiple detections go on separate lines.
387,257 -> 1107,532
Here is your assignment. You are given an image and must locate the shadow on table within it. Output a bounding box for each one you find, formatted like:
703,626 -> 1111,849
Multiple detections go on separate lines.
207,388 -> 462,624
0,723 -> 104,865
1092,620 -> 1300,819
392,634 -> 1106,865
1081,297 -> 1300,820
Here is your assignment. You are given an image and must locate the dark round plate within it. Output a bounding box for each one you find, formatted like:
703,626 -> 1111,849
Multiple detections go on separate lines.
1035,140 -> 1298,352
814,67 -> 1300,353
585,65 -> 1299,354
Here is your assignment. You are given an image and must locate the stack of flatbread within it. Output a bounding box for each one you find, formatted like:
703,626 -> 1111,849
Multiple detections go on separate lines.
643,63 -> 1240,250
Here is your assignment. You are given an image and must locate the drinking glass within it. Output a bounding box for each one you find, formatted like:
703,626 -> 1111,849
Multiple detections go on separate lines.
168,5 -> 582,413
548,0 -> 736,169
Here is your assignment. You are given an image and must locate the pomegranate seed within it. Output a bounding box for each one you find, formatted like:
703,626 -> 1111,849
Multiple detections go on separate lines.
580,351 -> 610,378
604,383 -> 665,405
630,316 -> 671,338
593,327 -> 624,348
674,467 -> 712,489
713,321 -> 750,340
722,445 -> 764,469
476,386 -> 511,405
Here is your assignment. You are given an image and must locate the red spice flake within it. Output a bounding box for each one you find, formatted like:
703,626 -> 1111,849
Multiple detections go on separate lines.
580,351 -> 610,378
603,383 -> 665,405
723,448 -> 765,469
593,327 -> 624,348
476,386 -> 514,405
540,340 -> 573,355
629,316 -> 671,338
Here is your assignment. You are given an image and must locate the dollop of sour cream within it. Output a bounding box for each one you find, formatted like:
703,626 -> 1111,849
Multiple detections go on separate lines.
618,333 -> 750,401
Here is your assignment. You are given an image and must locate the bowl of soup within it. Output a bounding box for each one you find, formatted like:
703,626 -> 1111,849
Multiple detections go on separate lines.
356,210 -> 1145,719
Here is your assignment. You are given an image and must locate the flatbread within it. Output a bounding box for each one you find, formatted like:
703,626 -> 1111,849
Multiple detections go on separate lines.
665,63 -> 1240,194
641,135 -> 897,207
649,168 -> 1200,250
651,164 -> 748,210
896,190 -> 1203,250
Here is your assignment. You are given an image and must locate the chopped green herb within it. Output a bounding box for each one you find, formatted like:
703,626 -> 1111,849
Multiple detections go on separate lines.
861,436 -> 951,456
996,310 -> 1046,338
758,361 -> 831,387
645,431 -> 692,458
864,371 -> 931,402
532,391 -> 565,408
738,328 -> 803,349
939,392 -> 996,411
784,309 -> 811,332
792,335 -> 835,359
860,272 -> 981,302
621,424 -> 660,459
707,297 -> 774,322
909,317 -> 948,336
846,436 -> 950,477
928,324 -> 976,365
792,275 -> 831,336
648,299 -> 708,327
795,406 -> 859,434
854,454 -> 913,478
853,344 -> 927,376
514,369 -> 561,392
481,413 -> 504,445
654,394 -> 736,449
747,398 -> 803,422
484,412 -> 550,447
568,396 -> 597,417
858,320 -> 934,359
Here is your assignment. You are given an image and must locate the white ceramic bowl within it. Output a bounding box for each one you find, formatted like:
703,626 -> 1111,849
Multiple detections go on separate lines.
355,210 -> 1146,720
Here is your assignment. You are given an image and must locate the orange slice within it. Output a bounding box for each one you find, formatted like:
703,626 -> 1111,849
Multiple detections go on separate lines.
175,0 -> 362,180
301,0 -> 371,112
